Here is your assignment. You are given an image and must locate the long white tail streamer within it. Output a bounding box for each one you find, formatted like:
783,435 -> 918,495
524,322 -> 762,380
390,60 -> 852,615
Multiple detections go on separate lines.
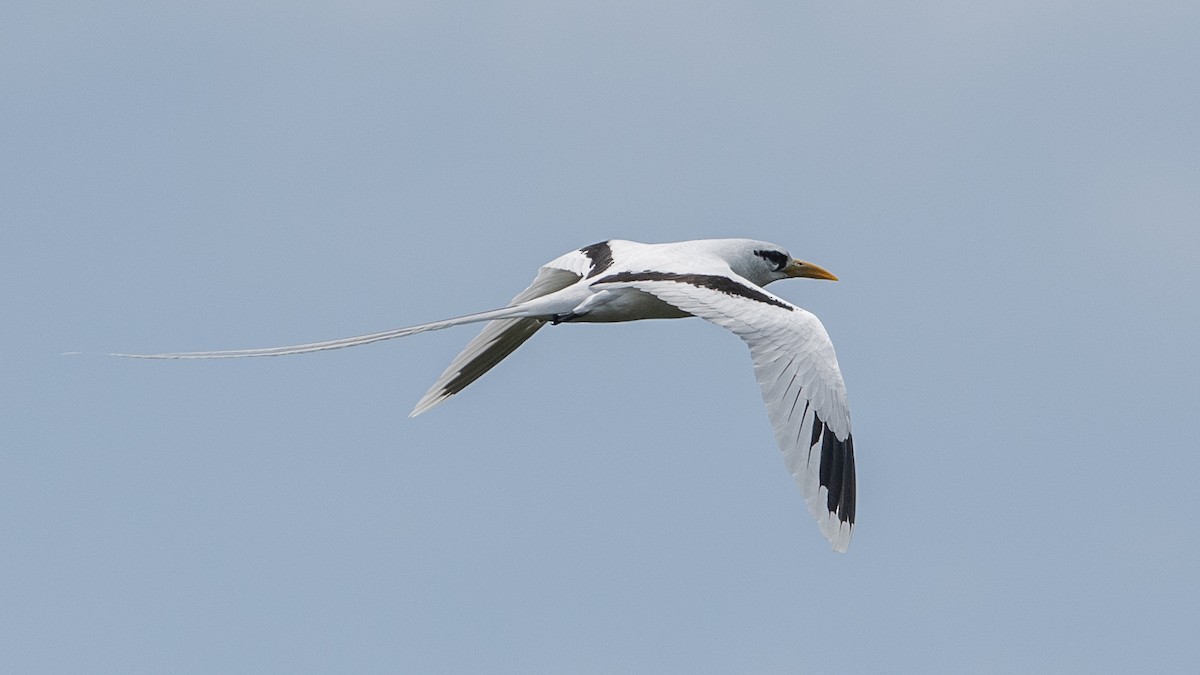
109,306 -> 526,360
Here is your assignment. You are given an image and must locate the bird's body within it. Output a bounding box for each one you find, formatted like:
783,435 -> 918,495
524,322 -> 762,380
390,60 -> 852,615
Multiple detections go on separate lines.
117,238 -> 858,551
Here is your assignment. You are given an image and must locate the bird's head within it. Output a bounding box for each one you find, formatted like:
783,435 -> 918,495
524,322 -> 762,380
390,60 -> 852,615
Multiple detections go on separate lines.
731,240 -> 839,286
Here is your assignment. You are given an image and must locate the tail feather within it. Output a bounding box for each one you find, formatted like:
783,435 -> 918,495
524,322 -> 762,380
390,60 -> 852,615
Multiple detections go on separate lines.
110,305 -> 528,360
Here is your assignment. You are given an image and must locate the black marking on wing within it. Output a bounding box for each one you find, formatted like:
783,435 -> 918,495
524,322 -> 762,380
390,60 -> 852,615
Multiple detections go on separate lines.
782,366 -> 802,422
794,400 -> 811,446
593,271 -> 793,311
816,419 -> 856,525
579,241 -> 615,278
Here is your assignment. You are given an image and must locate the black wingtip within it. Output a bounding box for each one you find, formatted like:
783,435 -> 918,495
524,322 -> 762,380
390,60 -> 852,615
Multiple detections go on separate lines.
819,424 -> 856,526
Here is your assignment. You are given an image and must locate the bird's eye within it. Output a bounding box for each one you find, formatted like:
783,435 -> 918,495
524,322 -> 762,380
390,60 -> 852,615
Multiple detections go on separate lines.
755,249 -> 789,271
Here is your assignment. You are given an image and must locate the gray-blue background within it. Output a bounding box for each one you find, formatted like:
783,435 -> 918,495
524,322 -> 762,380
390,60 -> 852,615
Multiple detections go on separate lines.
5,2 -> 1198,672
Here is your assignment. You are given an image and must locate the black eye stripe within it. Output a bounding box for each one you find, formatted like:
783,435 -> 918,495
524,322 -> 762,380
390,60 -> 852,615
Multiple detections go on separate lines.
754,249 -> 789,270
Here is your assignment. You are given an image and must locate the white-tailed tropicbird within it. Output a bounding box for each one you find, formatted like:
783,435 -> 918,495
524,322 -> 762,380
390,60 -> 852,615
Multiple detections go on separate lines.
116,239 -> 857,551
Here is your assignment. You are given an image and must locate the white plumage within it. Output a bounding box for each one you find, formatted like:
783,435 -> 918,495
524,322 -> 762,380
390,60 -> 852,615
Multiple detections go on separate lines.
117,239 -> 857,551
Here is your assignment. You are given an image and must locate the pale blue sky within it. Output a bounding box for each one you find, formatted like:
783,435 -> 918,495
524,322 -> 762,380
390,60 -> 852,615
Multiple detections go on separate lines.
4,2 -> 1199,673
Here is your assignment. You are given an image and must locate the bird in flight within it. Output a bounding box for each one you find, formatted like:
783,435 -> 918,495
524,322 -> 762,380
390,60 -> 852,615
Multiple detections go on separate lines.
117,238 -> 857,551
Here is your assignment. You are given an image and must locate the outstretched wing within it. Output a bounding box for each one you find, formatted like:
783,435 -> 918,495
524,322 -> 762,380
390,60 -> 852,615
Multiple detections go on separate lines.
592,270 -> 856,551
409,245 -> 603,416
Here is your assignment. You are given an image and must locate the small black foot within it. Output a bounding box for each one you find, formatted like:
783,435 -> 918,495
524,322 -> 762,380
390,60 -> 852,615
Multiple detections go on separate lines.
551,312 -> 584,325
